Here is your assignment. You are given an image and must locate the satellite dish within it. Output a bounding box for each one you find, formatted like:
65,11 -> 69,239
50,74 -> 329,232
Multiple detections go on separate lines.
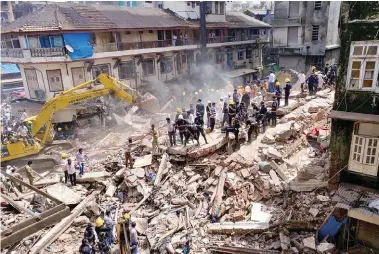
65,45 -> 74,53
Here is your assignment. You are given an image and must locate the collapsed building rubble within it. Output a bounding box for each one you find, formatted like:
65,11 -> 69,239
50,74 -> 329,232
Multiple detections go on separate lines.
0,84 -> 339,253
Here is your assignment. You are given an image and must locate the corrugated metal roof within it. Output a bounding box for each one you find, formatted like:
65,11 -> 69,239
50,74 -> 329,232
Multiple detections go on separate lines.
2,3 -> 270,34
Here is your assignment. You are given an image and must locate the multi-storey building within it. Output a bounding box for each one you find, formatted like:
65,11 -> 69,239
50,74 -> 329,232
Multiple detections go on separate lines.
271,1 -> 341,72
1,1 -> 15,24
1,2 -> 270,101
327,1 -> 379,251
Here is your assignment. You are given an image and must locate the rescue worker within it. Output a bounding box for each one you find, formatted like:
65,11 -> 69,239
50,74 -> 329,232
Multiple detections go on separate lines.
130,221 -> 139,254
232,89 -> 239,104
95,217 -> 111,254
246,114 -> 258,142
25,161 -> 39,186
271,96 -> 278,126
195,99 -> 205,121
222,101 -> 229,128
241,91 -> 250,109
175,115 -> 190,146
284,78 -> 292,106
228,99 -> 236,126
83,224 -> 96,248
166,118 -> 176,146
194,113 -> 208,144
268,71 -> 276,92
67,158 -> 76,186
125,138 -> 134,168
205,101 -> 211,128
311,65 -> 316,74
175,108 -> 182,121
104,210 -> 115,244
79,239 -> 94,254
306,72 -> 318,95
218,98 -> 224,125
275,81 -> 282,107
151,124 -> 159,153
209,102 -> 216,132
189,103 -> 195,115
225,117 -> 240,143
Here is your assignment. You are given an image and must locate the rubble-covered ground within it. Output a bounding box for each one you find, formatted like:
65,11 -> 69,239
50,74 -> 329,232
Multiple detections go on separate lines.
1,84 -> 338,253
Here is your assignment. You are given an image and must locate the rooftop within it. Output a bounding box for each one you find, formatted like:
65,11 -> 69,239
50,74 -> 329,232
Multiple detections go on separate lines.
1,3 -> 270,34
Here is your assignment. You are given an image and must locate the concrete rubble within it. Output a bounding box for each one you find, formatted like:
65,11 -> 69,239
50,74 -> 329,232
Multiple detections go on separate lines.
0,83 -> 338,253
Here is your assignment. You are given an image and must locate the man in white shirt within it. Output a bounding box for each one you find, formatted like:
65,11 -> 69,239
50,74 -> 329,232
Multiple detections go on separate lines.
268,71 -> 276,93
172,34 -> 177,46
76,148 -> 88,177
66,158 -> 76,186
20,109 -> 28,122
61,154 -> 68,184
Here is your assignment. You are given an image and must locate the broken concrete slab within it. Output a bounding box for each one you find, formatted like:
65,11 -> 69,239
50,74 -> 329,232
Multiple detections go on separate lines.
46,183 -> 81,205
206,221 -> 269,234
267,147 -> 282,160
303,236 -> 316,250
133,154 -> 153,168
317,242 -> 335,252
239,168 -> 250,179
270,161 -> 289,182
269,170 -> 281,187
289,180 -> 328,192
187,134 -> 227,158
34,174 -> 60,187
76,171 -> 111,183
308,208 -> 319,217
130,168 -> 145,179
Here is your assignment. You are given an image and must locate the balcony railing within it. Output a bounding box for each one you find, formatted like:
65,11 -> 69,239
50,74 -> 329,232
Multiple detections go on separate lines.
1,48 -> 24,58
207,35 -> 264,44
30,47 -> 65,57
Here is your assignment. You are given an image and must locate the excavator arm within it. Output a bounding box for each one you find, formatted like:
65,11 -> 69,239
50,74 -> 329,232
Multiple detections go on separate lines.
31,74 -> 159,142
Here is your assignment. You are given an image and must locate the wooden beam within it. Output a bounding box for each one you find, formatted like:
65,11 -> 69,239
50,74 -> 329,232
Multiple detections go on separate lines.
1,171 -> 62,204
29,190 -> 101,254
0,206 -> 70,248
154,153 -> 168,186
1,194 -> 39,219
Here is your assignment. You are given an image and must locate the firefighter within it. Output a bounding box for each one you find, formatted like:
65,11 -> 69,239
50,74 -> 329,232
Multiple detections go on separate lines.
284,78 -> 292,106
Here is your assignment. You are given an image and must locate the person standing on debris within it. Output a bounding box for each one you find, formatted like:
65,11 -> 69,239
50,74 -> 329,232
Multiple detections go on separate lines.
241,90 -> 250,109
225,117 -> 240,143
195,99 -> 204,122
206,101 -> 211,128
189,103 -> 194,115
306,72 -> 318,96
95,217 -> 111,254
166,118 -> 176,146
79,239 -> 94,254
151,124 -> 159,153
194,113 -> 208,144
76,148 -> 88,177
175,108 -> 182,121
25,161 -> 40,185
19,109 -> 28,123
217,98 -> 224,125
125,138 -> 134,168
175,115 -> 189,146
130,221 -> 139,254
284,78 -> 292,106
275,82 -> 282,107
268,71 -> 276,92
104,210 -> 115,244
228,99 -> 236,126
209,102 -> 216,132
61,153 -> 69,184
66,158 -> 76,186
187,110 -> 194,124
83,224 -> 96,248
232,89 -> 239,104
270,96 -> 278,127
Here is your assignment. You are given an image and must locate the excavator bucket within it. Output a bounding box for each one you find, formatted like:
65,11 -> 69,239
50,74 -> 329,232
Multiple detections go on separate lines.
138,92 -> 161,113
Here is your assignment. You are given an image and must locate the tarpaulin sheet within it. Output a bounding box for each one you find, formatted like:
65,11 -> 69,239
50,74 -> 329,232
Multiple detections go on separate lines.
63,33 -> 93,60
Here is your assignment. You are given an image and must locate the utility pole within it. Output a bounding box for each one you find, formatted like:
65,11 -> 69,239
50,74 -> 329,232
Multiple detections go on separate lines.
199,1 -> 207,58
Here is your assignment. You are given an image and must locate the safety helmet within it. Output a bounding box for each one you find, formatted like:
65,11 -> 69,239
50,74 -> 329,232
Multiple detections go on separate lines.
275,82 -> 280,86
182,92 -> 186,96
312,66 -> 316,70
208,101 -> 211,104
314,72 -> 318,75
124,213 -> 130,220
199,89 -> 202,93
195,92 -> 198,95
285,78 -> 291,83
58,127 -> 62,132
177,108 -> 182,113
61,153 -> 67,159
178,114 -> 184,120
229,99 -> 234,105
96,217 -> 104,227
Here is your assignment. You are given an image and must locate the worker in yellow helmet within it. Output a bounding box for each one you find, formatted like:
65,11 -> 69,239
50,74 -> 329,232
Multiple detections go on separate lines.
284,77 -> 292,106
199,89 -> 202,93
228,99 -> 236,125
182,91 -> 186,96
311,66 -> 316,72
274,81 -> 282,107
95,217 -> 111,252
195,92 -> 198,95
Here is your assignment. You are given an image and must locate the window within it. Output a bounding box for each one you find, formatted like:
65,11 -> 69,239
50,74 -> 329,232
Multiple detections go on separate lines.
215,1 -> 219,14
196,2 -> 200,6
24,69 -> 40,99
216,52 -> 224,63
246,50 -> 252,59
182,54 -> 187,63
1,35 -> 20,49
47,69 -> 63,92
160,57 -> 173,74
347,42 -> 379,91
118,61 -> 135,80
314,1 -> 322,10
312,26 -> 319,41
220,2 -> 224,14
71,67 -> 86,86
349,123 -> 379,176
187,2 -> 190,6
149,30 -> 153,34
255,49 -> 259,57
238,51 -> 245,60
192,2 -> 195,8
92,64 -> 111,84
142,59 -> 155,76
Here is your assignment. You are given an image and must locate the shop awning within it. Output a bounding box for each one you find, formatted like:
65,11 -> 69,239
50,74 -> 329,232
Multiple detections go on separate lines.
329,110 -> 379,123
224,68 -> 257,78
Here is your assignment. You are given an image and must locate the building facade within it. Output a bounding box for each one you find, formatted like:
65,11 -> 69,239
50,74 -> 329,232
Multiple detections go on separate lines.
1,1 -> 15,24
328,1 -> 379,251
271,1 -> 341,72
1,3 -> 270,101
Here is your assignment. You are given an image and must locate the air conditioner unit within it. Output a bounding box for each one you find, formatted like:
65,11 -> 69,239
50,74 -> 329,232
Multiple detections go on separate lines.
34,89 -> 45,100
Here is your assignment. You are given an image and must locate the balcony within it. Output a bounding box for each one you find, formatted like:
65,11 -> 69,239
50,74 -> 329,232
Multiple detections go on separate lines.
272,17 -> 306,27
271,47 -> 303,55
1,48 -> 24,58
30,47 -> 65,57
207,35 -> 268,44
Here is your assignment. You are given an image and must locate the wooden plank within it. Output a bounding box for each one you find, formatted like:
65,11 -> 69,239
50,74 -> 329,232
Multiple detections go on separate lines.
1,204 -> 66,237
1,194 -> 39,219
279,229 -> 290,251
0,206 -> 70,248
269,170 -> 281,186
129,193 -> 151,215
29,190 -> 101,254
213,172 -> 226,210
154,153 -> 168,186
2,171 -> 62,204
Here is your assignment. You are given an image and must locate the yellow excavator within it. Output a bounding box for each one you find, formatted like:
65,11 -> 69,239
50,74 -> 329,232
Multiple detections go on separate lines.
1,73 -> 160,165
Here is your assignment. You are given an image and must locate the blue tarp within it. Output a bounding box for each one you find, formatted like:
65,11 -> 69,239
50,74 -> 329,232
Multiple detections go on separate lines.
1,64 -> 20,74
318,216 -> 348,241
63,33 -> 93,60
